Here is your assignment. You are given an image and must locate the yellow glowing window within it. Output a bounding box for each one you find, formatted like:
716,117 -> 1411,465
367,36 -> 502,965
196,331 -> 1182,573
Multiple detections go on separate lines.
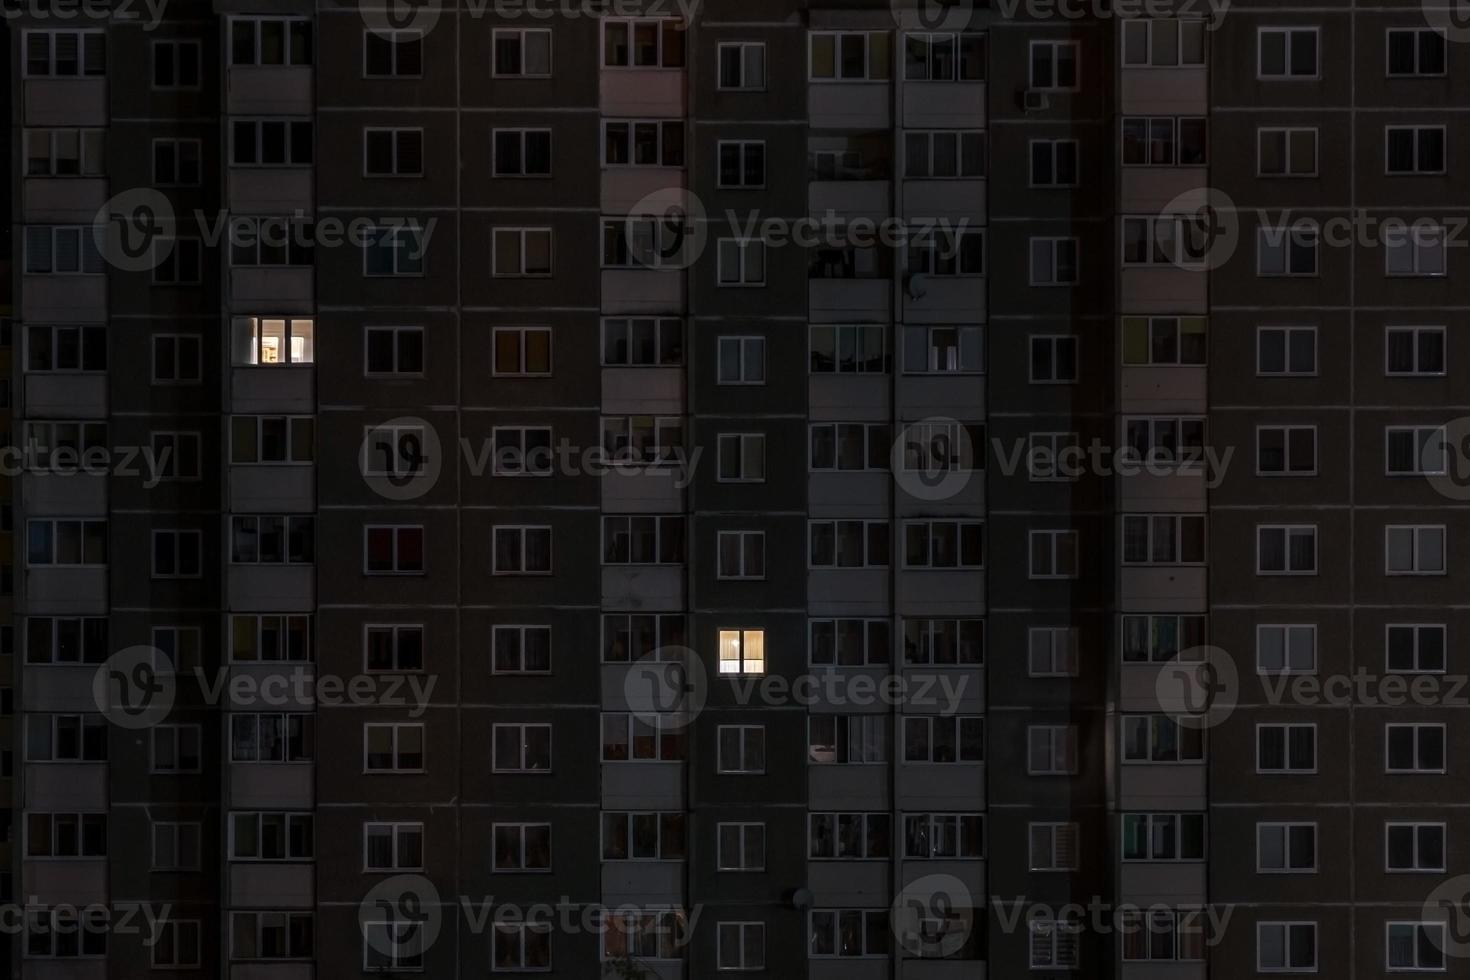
719,629 -> 765,675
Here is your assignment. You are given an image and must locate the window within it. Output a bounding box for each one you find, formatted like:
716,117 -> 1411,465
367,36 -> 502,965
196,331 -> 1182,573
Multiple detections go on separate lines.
493,128 -> 552,176
493,525 -> 553,575
899,420 -> 983,476
1258,27 -> 1319,78
903,520 -> 983,568
493,724 -> 552,772
717,822 -> 764,870
1386,225 -> 1447,277
364,525 -> 425,574
1386,326 -> 1445,376
232,316 -> 314,366
603,120 -> 685,167
1387,426 -> 1446,475
364,723 -> 425,772
226,217 -> 312,267
27,324 -> 105,373
601,812 -> 685,860
1120,911 -> 1204,962
809,910 -> 890,957
1386,524 -> 1446,575
718,629 -> 765,675
231,416 -> 313,464
1257,225 -> 1319,276
491,625 -> 552,674
1122,215 -> 1210,268
493,823 -> 551,871
493,426 -> 554,477
718,922 -> 765,971
231,714 -> 312,763
230,17 -> 312,66
493,922 -> 552,971
1257,525 -> 1318,575
152,238 -> 203,285
23,226 -> 103,274
603,18 -> 685,68
1123,514 -> 1206,565
717,335 -> 763,384
25,617 -> 108,665
810,813 -> 890,858
23,30 -> 106,76
26,714 -> 107,762
1257,425 -> 1317,475
152,333 -> 202,384
1122,116 -> 1207,166
231,615 -> 311,662
365,625 -> 424,672
1258,126 -> 1318,177
1029,822 -> 1079,871
492,27 -> 552,76
1030,139 -> 1078,186
808,715 -> 889,764
809,31 -> 890,81
1257,625 -> 1317,674
1387,923 -> 1445,972
1123,813 -> 1205,862
602,713 -> 687,762
1257,822 -> 1316,872
23,420 -> 107,471
718,140 -> 765,187
1386,126 -> 1446,175
901,325 -> 982,376
905,130 -> 985,178
717,725 -> 765,773
809,423 -> 889,472
365,822 -> 424,871
1258,928 -> 1317,975
602,416 -> 684,465
907,228 -> 984,276
362,423 -> 428,482
1029,530 -> 1079,579
152,821 -> 201,870
26,519 -> 107,566
717,434 -> 765,483
1387,624 -> 1446,674
904,813 -> 981,859
903,619 -> 982,666
231,119 -> 313,166
152,724 -> 202,773
365,326 -> 424,376
1029,39 -> 1079,89
601,614 -> 687,662
717,238 -> 765,285
362,224 -> 425,276
1124,715 -> 1205,763
903,716 -> 983,763
1029,915 -> 1081,968
1122,18 -> 1206,67
492,228 -> 552,277
26,812 -> 106,857
229,812 -> 313,861
1030,335 -> 1078,382
1387,28 -> 1445,76
1386,723 -> 1445,773
229,911 -> 314,960
717,531 -> 765,580
364,127 -> 423,176
26,129 -> 105,177
905,32 -> 985,80
363,29 -> 422,77
230,516 -> 314,565
1258,326 -> 1317,375
1027,725 -> 1077,774
1386,822 -> 1445,872
602,515 -> 685,565
1126,416 -> 1207,466
26,909 -> 107,957
1030,237 -> 1078,285
1028,627 -> 1078,676
810,324 -> 887,374
363,918 -> 423,972
493,326 -> 552,376
1256,723 -> 1317,772
152,529 -> 202,578
718,41 -> 765,89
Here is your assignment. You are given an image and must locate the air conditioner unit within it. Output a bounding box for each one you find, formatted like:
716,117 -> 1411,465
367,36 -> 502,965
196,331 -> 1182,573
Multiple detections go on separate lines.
1021,91 -> 1051,112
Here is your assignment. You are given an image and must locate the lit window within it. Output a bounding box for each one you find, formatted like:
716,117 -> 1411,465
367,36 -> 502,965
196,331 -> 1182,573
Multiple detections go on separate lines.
719,629 -> 765,675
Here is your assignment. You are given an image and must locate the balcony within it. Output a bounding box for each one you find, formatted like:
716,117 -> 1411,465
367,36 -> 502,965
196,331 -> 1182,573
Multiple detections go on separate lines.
230,863 -> 314,908
601,69 -> 685,117
902,81 -> 986,129
229,268 -> 314,313
809,473 -> 889,515
897,760 -> 985,810
23,664 -> 100,713
228,167 -> 313,216
1118,763 -> 1206,810
1120,67 -> 1207,115
809,568 -> 889,617
809,83 -> 890,130
897,570 -> 984,617
603,761 -> 682,809
809,860 -> 888,907
24,374 -> 107,419
229,763 -> 313,809
23,177 -> 108,223
809,278 -> 891,320
1120,366 -> 1207,414
1117,466 -> 1208,512
228,565 -> 314,613
809,763 -> 888,811
1119,567 -> 1206,612
24,859 -> 107,907
903,178 -> 986,223
22,275 -> 106,323
602,367 -> 683,416
602,169 -> 685,216
601,861 -> 685,907
601,467 -> 684,514
227,65 -> 312,115
232,367 -> 314,414
230,464 -> 314,512
24,763 -> 106,809
809,179 -> 890,220
601,269 -> 685,316
24,568 -> 107,615
601,565 -> 684,611
901,277 -> 985,323
24,78 -> 106,126
1121,168 -> 1208,214
22,472 -> 107,517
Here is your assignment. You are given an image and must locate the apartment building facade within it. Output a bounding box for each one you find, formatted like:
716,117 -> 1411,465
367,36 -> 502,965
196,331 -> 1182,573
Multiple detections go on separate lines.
8,0 -> 1470,977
